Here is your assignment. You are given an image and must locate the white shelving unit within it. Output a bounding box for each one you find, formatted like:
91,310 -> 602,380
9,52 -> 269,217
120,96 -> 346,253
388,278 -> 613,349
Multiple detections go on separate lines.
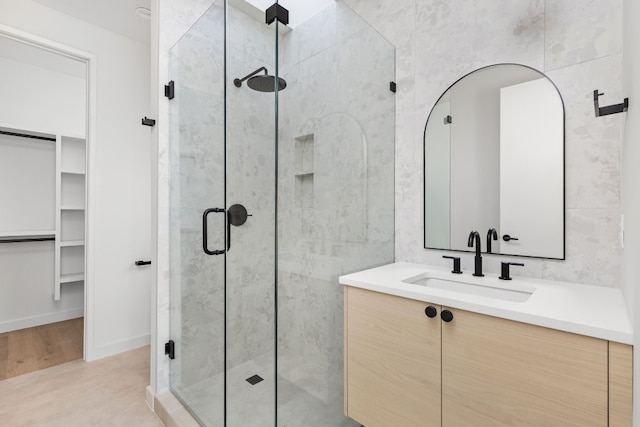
55,135 -> 86,300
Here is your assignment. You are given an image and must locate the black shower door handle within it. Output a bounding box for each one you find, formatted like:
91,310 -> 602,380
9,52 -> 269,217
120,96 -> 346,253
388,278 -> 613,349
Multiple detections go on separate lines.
203,208 -> 226,255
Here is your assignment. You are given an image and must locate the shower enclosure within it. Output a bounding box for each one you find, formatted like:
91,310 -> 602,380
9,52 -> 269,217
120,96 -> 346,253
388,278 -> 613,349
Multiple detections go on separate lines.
168,1 -> 395,425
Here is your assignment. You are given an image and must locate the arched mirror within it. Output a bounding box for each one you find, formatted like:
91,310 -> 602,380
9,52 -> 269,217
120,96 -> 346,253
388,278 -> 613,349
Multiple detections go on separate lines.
423,64 -> 565,259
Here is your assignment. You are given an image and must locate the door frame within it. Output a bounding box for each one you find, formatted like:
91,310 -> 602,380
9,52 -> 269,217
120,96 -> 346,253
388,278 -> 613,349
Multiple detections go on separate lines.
0,23 -> 97,361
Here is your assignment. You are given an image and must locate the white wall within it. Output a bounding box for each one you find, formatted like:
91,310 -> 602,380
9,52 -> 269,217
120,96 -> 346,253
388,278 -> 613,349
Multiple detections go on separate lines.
621,0 -> 640,423
0,54 -> 87,136
0,243 -> 84,333
0,1 -> 152,361
0,133 -> 56,232
0,56 -> 86,136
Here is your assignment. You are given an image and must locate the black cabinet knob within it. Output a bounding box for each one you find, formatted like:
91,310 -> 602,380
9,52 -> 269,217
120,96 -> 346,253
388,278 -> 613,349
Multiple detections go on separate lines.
425,306 -> 437,318
441,310 -> 454,322
503,234 -> 519,242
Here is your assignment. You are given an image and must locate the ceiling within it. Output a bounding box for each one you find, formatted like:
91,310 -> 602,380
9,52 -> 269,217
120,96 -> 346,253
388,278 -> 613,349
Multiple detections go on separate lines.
32,0 -> 151,45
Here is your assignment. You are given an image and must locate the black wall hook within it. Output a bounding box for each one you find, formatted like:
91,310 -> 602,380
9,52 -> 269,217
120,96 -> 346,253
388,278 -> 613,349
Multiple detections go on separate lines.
594,90 -> 628,117
141,117 -> 156,126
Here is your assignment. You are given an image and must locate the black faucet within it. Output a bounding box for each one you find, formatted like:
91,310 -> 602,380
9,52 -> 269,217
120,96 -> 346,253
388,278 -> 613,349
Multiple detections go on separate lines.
467,231 -> 484,277
487,228 -> 498,253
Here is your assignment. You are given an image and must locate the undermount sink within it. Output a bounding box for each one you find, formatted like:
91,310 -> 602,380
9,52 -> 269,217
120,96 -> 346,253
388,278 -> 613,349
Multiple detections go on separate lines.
403,275 -> 534,302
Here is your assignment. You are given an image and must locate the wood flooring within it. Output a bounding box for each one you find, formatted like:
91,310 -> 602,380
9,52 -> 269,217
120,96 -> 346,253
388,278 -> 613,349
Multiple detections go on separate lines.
0,317 -> 83,380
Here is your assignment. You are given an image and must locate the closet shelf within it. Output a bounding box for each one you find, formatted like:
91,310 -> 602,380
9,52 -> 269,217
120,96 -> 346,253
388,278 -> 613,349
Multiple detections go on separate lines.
0,230 -> 55,238
60,240 -> 85,247
56,136 -> 86,301
59,273 -> 84,284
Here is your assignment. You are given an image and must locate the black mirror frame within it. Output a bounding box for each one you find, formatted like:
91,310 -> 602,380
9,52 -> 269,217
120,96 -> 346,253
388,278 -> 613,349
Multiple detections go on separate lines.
422,63 -> 566,260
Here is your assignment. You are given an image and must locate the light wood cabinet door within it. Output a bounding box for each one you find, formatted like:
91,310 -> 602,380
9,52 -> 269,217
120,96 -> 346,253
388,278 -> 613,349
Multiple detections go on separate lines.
345,287 -> 441,427
441,308 -> 608,427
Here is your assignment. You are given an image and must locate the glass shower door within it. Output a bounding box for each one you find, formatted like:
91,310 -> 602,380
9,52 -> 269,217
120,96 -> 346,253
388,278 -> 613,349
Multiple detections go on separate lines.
168,1 -> 280,426
168,3 -> 226,426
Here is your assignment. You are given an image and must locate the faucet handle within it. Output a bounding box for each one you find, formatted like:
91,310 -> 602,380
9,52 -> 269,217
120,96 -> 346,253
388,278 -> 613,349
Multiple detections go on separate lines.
487,228 -> 498,253
443,255 -> 462,274
499,262 -> 524,280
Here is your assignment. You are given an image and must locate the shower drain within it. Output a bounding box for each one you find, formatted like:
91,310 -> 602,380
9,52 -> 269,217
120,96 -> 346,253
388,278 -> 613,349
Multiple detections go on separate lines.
245,374 -> 264,385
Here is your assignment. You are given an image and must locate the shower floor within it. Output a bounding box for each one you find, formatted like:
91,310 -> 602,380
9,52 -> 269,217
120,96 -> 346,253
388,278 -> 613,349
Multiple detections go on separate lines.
173,348 -> 359,426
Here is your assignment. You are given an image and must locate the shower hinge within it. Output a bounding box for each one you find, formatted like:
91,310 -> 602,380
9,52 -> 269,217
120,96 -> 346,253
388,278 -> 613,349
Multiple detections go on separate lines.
141,116 -> 156,127
266,3 -> 289,26
165,340 -> 175,360
390,81 -> 397,93
165,80 -> 175,100
444,115 -> 452,124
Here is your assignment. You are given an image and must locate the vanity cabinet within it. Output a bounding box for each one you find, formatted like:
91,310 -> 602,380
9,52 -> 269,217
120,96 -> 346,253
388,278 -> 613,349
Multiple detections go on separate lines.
344,286 -> 632,427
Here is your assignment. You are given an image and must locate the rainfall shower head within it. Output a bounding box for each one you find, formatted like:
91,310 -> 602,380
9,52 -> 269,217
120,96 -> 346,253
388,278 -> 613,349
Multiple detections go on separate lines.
247,75 -> 287,92
234,67 -> 287,92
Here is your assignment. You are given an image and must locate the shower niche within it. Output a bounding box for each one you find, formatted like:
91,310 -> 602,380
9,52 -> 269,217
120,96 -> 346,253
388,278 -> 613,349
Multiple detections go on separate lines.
294,133 -> 314,209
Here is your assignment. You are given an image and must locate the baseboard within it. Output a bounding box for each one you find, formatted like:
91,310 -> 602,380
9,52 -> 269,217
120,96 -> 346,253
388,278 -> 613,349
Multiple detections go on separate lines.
87,333 -> 150,361
0,308 -> 84,334
146,385 -> 155,411
155,388 -> 200,427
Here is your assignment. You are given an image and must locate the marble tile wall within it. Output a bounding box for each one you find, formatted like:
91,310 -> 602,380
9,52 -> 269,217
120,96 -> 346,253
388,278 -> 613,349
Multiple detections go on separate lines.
344,0 -> 624,288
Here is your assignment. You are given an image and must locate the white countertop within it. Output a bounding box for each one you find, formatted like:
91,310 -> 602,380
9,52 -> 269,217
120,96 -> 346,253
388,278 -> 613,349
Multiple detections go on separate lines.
339,262 -> 634,345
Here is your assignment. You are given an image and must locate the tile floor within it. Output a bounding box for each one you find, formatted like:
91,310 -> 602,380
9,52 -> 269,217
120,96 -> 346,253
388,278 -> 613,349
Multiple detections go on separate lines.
0,345 -> 163,427
172,348 -> 358,426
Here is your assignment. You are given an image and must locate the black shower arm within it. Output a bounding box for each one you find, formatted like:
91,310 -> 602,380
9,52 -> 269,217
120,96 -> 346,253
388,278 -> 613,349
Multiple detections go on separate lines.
236,67 -> 268,84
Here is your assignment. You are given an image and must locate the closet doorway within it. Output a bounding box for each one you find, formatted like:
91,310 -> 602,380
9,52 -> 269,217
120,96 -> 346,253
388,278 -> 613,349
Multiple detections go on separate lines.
0,33 -> 90,379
